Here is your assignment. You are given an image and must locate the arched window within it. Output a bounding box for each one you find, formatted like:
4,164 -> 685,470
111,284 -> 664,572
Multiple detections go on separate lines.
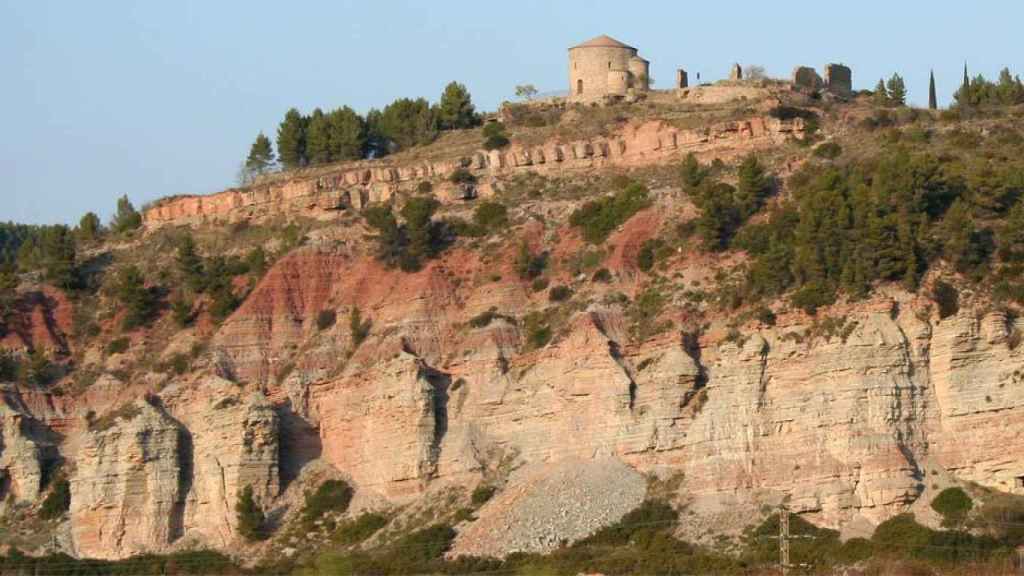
577,79 -> 583,95
607,61 -> 611,69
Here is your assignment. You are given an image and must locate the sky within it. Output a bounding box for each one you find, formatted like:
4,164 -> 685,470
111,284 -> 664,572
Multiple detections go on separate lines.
2,0 -> 1021,225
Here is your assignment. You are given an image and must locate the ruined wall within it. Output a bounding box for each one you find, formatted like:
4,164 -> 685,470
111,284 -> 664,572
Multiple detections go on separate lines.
826,63 -> 853,96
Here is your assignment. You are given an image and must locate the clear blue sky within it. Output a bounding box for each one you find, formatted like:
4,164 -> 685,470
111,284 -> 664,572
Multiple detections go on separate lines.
2,1 -> 1021,225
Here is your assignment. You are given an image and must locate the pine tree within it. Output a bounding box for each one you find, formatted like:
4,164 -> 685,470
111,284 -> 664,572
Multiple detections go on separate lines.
276,108 -> 307,170
76,212 -> 102,243
326,106 -> 367,161
886,73 -> 907,106
873,79 -> 889,106
110,195 -> 142,234
305,108 -> 331,165
114,265 -> 155,329
175,234 -> 205,293
437,81 -> 478,130
40,226 -> 77,289
244,133 -> 275,176
0,264 -> 17,326
235,485 -> 267,541
735,155 -> 770,218
928,70 -> 938,110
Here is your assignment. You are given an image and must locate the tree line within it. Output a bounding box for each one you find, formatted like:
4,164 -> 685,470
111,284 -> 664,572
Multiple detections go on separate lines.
240,81 -> 481,183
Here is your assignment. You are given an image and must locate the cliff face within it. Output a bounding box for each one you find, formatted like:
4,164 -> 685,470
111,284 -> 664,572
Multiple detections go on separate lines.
5,245 -> 1024,559
143,117 -> 803,228
67,385 -> 279,559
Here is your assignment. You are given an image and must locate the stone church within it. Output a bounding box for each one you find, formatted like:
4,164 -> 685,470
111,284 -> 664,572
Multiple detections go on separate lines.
568,35 -> 650,103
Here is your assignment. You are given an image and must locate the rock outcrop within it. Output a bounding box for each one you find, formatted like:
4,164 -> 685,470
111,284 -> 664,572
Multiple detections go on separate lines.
0,404 -> 45,505
143,117 -> 804,228
70,400 -> 185,559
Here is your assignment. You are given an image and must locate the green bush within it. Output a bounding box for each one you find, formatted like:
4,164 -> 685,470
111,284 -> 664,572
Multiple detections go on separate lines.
932,280 -> 959,319
548,285 -> 572,302
235,485 -> 267,541
449,168 -> 477,185
316,309 -> 337,331
349,308 -> 371,349
416,181 -> 433,194
39,478 -> 70,520
105,337 -> 130,355
569,183 -> 650,244
332,512 -> 389,545
471,485 -> 497,507
592,268 -> 612,283
524,312 -> 552,349
813,141 -> 843,159
302,479 -> 354,526
531,277 -> 549,292
515,242 -> 548,280
473,201 -> 508,231
931,487 -> 973,528
790,281 -> 836,315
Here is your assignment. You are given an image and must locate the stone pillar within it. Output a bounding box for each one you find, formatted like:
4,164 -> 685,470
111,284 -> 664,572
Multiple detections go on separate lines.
730,63 -> 743,80
676,69 -> 688,89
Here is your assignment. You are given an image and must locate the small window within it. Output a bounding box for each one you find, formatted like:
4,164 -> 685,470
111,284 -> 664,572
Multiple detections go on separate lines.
608,61 -> 611,69
577,79 -> 583,95
1017,476 -> 1024,489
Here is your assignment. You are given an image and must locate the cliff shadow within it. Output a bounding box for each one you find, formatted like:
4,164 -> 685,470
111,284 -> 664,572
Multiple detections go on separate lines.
277,404 -> 322,491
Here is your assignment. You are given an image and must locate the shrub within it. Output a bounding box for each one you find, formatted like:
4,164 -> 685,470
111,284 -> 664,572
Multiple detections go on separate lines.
790,282 -> 836,315
931,487 -> 973,528
236,485 -> 267,541
113,265 -> 156,330
316,309 -> 337,331
417,181 -> 433,194
171,297 -> 194,327
932,280 -> 959,319
302,479 -> 354,526
548,285 -> 572,302
482,122 -> 510,150
813,142 -> 843,159
449,168 -> 477,185
515,242 -> 548,280
349,308 -> 371,349
531,277 -> 549,292
524,312 -> 552,349
39,478 -> 70,520
471,485 -> 497,507
569,183 -> 650,244
333,512 -> 388,545
579,500 -> 677,547
390,524 -> 456,564
167,353 -> 189,375
473,201 -> 508,231
592,268 -> 612,283
105,337 -> 130,355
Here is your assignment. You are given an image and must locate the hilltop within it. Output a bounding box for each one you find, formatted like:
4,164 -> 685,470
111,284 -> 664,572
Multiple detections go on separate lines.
3,74 -> 1024,575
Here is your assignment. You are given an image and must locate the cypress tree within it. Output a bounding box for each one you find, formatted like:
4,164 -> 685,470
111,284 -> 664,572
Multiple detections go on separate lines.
928,70 -> 938,110
244,133 -> 275,176
276,108 -> 307,170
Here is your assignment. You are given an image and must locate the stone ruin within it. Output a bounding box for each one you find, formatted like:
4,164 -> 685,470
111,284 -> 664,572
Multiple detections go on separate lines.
792,66 -> 824,90
825,63 -> 852,96
676,69 -> 689,89
729,63 -> 743,80
791,63 -> 853,97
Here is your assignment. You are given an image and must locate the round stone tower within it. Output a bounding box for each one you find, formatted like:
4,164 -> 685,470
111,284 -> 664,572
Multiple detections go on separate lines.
568,35 -> 650,104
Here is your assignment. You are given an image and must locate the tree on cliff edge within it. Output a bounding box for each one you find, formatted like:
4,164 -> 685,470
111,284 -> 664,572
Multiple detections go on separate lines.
244,132 -> 275,177
437,81 -> 479,130
276,108 -> 307,170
